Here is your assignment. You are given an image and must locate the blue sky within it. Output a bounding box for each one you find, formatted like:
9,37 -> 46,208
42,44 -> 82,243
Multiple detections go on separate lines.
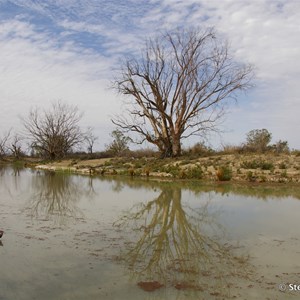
0,0 -> 299,151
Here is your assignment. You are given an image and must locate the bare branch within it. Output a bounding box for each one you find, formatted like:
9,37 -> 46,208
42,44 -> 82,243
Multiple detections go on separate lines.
22,101 -> 84,160
112,27 -> 254,157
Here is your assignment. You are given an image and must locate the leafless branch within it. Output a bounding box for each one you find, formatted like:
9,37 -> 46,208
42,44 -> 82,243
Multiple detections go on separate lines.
113,27 -> 254,157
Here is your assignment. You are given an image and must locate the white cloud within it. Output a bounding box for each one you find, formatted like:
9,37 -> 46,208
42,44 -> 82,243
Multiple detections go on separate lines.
0,18 -> 120,150
0,0 -> 299,149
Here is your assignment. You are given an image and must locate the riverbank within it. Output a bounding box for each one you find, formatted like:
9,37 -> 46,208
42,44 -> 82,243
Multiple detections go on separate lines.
31,153 -> 300,184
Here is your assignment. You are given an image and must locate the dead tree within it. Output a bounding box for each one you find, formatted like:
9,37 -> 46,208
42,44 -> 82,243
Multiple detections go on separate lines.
22,101 -> 83,160
0,130 -> 11,158
7,133 -> 24,159
84,127 -> 98,154
113,27 -> 254,157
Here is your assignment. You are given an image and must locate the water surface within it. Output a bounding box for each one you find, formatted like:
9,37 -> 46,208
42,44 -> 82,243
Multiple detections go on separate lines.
1,165 -> 300,299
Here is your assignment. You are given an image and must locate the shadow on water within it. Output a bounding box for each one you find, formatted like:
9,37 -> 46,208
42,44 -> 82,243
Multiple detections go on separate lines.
113,184 -> 253,297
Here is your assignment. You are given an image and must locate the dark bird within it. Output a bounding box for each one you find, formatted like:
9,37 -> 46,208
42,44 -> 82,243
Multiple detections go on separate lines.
0,230 -> 3,238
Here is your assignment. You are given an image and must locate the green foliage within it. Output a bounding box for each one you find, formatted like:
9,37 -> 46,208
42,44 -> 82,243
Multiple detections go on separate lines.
185,167 -> 203,179
240,160 -> 274,170
260,161 -> 274,170
245,129 -> 272,152
240,160 -> 259,169
216,166 -> 232,181
271,140 -> 289,154
246,171 -> 256,182
161,164 -> 180,177
106,129 -> 132,157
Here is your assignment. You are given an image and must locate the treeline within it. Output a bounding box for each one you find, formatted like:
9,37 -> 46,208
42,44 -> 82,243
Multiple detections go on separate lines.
0,101 -> 156,160
0,101 -> 296,161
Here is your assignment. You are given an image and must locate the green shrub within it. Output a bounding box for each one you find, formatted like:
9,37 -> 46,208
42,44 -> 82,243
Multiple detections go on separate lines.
185,167 -> 203,179
241,160 -> 260,169
216,166 -> 232,181
260,161 -> 274,170
246,171 -> 256,182
244,128 -> 272,152
241,160 -> 274,170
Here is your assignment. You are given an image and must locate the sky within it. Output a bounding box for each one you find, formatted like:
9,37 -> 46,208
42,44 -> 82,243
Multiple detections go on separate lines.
0,0 -> 299,151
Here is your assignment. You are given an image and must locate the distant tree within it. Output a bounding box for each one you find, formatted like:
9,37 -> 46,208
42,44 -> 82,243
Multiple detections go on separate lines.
112,27 -> 254,157
0,130 -> 11,158
7,133 -> 24,159
271,140 -> 289,154
245,129 -> 272,152
84,127 -> 98,154
22,101 -> 84,160
106,129 -> 132,156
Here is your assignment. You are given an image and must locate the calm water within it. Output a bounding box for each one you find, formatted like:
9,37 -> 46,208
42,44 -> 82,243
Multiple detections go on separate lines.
1,165 -> 300,300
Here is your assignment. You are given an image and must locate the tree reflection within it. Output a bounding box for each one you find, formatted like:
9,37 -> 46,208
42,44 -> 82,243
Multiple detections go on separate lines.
26,172 -> 85,224
114,186 -> 251,295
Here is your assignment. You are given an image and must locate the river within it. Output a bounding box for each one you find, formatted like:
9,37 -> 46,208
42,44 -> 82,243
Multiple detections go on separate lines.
0,164 -> 300,299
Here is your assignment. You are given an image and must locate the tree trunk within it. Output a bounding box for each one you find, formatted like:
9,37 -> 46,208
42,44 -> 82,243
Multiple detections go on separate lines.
172,136 -> 181,157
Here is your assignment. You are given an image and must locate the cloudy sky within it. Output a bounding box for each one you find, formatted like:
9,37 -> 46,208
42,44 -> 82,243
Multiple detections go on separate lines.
0,0 -> 299,151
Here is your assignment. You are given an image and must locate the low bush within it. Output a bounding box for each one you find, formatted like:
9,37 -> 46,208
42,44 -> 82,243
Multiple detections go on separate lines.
278,162 -> 287,169
216,166 -> 232,181
185,167 -> 203,179
260,161 -> 274,170
241,160 -> 274,170
183,142 -> 215,157
246,171 -> 256,182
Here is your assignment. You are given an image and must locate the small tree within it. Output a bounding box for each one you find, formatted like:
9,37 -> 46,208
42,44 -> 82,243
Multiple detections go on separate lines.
84,127 -> 98,154
22,101 -> 84,160
245,129 -> 272,152
106,129 -> 131,156
272,140 -> 289,154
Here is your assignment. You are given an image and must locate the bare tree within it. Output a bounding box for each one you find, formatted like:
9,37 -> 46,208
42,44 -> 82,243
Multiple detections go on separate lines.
113,27 -> 254,157
7,133 -> 24,159
0,130 -> 11,158
22,101 -> 84,160
84,127 -> 98,154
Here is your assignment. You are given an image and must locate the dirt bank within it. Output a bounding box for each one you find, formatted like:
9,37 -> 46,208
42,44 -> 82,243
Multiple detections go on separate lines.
34,153 -> 300,184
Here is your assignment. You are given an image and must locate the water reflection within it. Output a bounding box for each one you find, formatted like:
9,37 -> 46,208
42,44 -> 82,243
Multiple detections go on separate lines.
114,185 -> 251,295
101,175 -> 300,200
26,172 -> 86,224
